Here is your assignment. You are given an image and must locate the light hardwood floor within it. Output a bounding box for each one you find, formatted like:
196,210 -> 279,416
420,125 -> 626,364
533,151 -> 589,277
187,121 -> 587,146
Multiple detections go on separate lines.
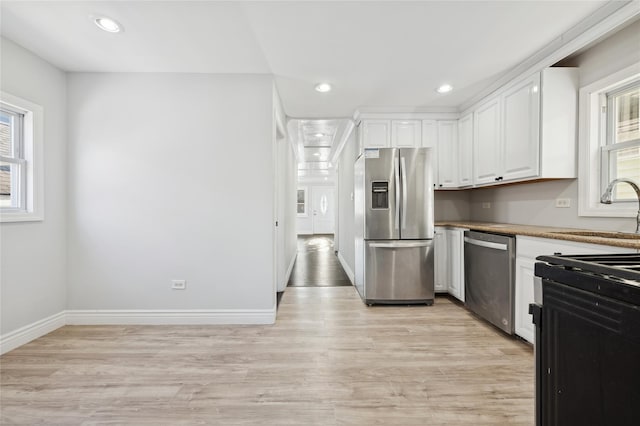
0,287 -> 534,425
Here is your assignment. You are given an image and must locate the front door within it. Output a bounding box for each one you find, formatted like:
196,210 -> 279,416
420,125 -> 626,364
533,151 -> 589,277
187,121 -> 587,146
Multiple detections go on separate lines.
312,186 -> 334,234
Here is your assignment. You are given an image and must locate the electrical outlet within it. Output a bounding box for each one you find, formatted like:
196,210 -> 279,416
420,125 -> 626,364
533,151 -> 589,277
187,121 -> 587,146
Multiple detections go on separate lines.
171,280 -> 186,290
482,202 -> 491,209
555,198 -> 571,208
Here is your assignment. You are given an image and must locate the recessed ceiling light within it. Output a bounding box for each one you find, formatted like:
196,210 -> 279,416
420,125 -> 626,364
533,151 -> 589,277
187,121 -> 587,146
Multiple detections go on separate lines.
93,16 -> 123,33
314,133 -> 324,138
436,84 -> 453,94
315,83 -> 332,93
313,152 -> 320,156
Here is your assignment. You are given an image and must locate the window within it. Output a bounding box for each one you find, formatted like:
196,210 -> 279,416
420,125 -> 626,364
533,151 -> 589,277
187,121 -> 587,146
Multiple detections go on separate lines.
601,81 -> 640,201
0,92 -> 43,222
578,64 -> 640,218
1,105 -> 26,210
297,187 -> 307,216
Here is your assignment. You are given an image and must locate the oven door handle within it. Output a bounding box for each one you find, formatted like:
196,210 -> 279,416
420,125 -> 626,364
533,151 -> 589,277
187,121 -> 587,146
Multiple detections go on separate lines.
464,237 -> 507,251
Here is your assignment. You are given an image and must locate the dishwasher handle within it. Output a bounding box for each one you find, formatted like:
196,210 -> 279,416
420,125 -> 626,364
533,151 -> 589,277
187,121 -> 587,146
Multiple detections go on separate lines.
464,236 -> 508,251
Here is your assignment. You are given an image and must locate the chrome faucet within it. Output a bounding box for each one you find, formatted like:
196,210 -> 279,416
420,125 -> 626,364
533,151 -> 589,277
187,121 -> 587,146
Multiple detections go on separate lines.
600,178 -> 640,233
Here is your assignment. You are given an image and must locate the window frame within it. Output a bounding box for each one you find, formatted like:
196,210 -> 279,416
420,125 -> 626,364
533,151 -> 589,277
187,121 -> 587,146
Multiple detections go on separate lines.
578,63 -> 640,218
599,79 -> 640,202
1,104 -> 27,211
0,91 -> 44,223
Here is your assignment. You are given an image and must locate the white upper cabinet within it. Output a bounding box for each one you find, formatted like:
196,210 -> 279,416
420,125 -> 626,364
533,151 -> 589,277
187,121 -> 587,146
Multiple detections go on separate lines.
473,97 -> 501,185
362,119 -> 391,148
457,113 -> 473,187
538,68 -> 579,179
470,67 -> 578,187
436,120 -> 458,188
501,73 -> 541,181
360,119 -> 423,150
392,120 -> 421,147
421,120 -> 438,187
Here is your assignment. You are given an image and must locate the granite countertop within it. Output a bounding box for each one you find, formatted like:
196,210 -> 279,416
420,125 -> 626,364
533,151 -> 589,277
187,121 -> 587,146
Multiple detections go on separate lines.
435,221 -> 640,250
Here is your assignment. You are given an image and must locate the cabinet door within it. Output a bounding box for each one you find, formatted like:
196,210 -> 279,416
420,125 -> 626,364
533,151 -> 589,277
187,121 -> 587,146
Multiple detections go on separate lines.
436,120 -> 458,188
392,120 -> 421,147
446,229 -> 465,302
458,113 -> 473,187
362,120 -> 391,148
515,257 -> 535,343
422,120 -> 438,189
474,97 -> 501,184
502,73 -> 540,181
434,228 -> 448,293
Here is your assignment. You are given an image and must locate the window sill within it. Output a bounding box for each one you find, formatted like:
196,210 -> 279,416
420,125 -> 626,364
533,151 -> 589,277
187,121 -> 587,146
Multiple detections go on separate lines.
0,211 -> 44,223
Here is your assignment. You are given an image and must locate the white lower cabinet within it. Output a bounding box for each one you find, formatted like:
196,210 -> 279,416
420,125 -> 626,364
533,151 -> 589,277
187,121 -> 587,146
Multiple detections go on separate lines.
434,227 -> 465,301
514,236 -> 631,343
514,257 -> 536,342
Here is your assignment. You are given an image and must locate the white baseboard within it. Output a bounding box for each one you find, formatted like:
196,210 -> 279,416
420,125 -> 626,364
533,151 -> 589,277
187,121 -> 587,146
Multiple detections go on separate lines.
337,251 -> 355,284
0,311 -> 66,355
65,308 -> 276,325
0,308 -> 276,354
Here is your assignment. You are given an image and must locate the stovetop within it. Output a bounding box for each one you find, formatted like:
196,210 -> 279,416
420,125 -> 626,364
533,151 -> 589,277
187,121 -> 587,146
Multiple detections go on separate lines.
535,253 -> 640,307
536,253 -> 640,283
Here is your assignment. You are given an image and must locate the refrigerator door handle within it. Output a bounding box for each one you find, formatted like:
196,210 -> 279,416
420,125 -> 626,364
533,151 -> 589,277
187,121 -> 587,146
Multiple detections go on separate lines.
394,156 -> 400,230
401,156 -> 407,230
369,242 -> 431,248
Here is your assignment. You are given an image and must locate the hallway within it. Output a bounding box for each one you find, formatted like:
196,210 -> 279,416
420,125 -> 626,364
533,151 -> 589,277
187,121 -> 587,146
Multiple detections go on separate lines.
287,235 -> 352,287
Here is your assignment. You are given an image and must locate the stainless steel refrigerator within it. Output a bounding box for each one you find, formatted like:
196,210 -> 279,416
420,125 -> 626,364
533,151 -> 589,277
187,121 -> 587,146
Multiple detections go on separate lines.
354,147 -> 435,305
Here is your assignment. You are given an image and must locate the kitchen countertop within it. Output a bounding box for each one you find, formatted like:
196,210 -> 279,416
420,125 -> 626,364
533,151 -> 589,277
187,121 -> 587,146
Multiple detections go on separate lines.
435,221 -> 640,250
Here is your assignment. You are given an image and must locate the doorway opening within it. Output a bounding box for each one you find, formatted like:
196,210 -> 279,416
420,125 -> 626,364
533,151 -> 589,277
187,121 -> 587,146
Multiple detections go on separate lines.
282,118 -> 354,297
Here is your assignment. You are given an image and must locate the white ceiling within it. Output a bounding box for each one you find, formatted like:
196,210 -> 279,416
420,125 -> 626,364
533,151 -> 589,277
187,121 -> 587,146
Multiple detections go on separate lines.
1,1 -> 611,119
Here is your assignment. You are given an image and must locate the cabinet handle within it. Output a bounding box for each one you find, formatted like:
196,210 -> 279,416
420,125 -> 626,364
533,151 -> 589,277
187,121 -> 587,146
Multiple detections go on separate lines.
554,252 -> 562,256
439,184 -> 443,187
498,176 -> 504,181
494,177 -> 500,181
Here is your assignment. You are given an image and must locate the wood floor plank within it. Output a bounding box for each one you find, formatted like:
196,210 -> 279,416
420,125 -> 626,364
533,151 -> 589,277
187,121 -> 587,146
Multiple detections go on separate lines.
0,288 -> 534,424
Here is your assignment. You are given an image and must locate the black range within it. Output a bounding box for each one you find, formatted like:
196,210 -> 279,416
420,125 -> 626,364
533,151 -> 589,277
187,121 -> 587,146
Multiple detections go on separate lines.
531,253 -> 640,426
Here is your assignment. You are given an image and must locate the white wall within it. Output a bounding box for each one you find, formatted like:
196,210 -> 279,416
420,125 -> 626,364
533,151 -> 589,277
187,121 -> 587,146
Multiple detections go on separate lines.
434,191 -> 471,222
337,131 -> 358,280
469,179 -> 634,232
66,73 -> 276,313
0,38 -> 67,336
571,19 -> 640,87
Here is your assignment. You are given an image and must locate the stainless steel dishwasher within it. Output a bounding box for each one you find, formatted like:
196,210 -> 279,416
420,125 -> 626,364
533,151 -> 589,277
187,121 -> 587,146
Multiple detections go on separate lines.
463,230 -> 515,334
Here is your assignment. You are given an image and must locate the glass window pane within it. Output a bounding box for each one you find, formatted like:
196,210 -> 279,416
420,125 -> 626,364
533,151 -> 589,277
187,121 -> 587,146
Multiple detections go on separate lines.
613,86 -> 640,144
0,161 -> 16,208
610,145 -> 640,201
0,111 -> 13,157
297,203 -> 305,214
297,189 -> 305,204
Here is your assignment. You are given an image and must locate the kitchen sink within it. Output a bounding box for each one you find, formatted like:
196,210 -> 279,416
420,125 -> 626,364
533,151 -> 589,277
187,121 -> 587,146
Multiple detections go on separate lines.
550,230 -> 640,240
